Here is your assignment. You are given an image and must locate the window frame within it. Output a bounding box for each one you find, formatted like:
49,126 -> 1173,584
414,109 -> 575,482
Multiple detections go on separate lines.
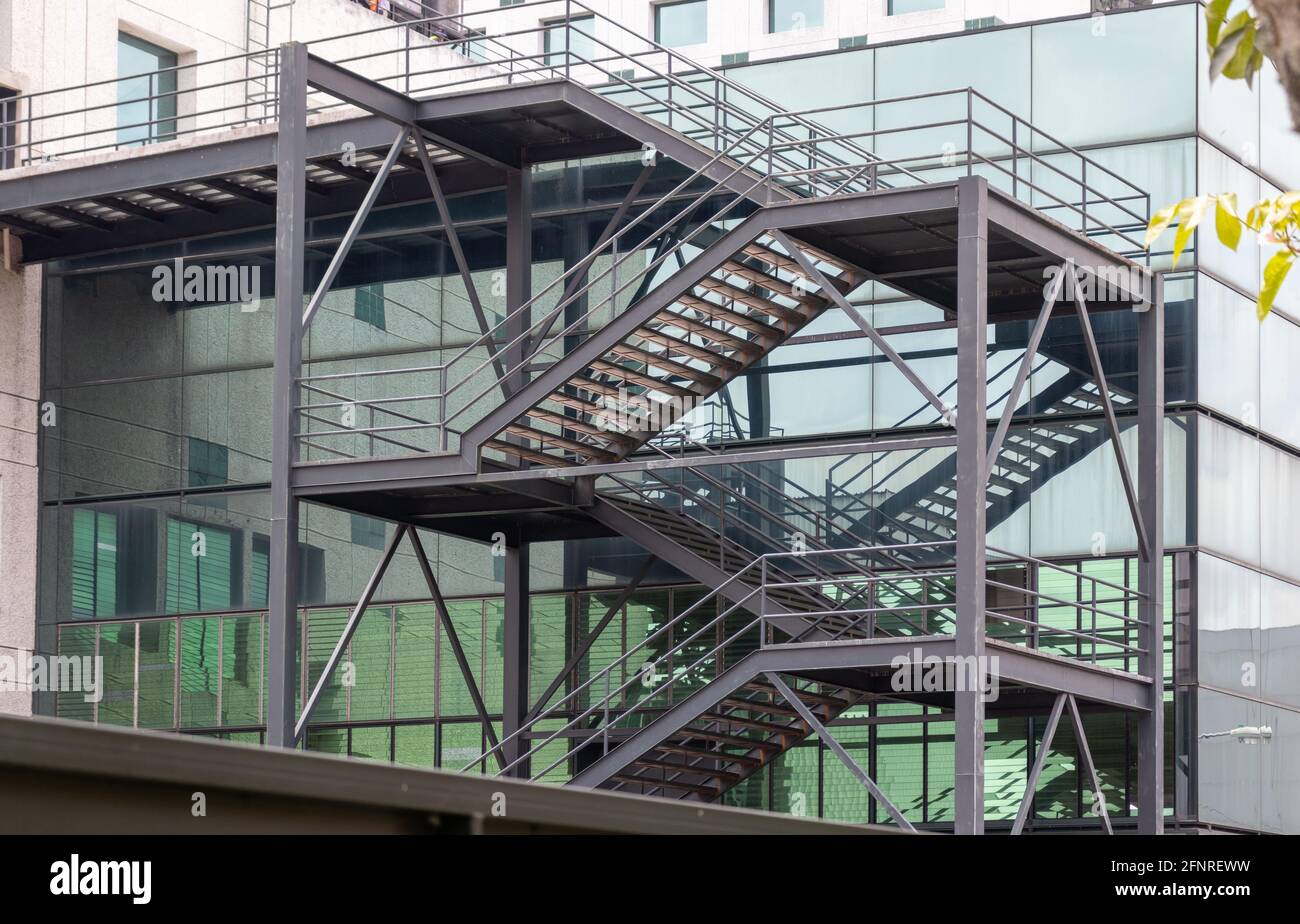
653,0 -> 708,49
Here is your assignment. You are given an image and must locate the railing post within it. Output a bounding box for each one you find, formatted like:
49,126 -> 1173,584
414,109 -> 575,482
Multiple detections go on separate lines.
1011,117 -> 1018,200
439,364 -> 448,452
1081,159 -> 1089,236
966,89 -> 973,178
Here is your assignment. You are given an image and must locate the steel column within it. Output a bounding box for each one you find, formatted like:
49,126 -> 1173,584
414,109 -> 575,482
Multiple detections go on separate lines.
1136,273 -> 1165,834
266,41 -> 308,749
502,542 -> 530,775
953,175 -> 988,834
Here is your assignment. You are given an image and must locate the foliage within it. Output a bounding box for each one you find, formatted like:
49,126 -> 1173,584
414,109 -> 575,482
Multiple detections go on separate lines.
1146,1 -> 1297,320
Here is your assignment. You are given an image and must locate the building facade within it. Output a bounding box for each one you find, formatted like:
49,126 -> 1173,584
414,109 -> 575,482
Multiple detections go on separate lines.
1,0 -> 1298,833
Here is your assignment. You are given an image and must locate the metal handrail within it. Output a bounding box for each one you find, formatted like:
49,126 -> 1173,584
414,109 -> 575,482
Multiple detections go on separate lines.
466,535 -> 1145,780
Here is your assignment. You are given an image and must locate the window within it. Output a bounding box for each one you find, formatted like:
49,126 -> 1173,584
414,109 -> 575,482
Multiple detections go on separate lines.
166,517 -> 237,613
351,514 -> 387,551
117,33 -> 178,147
187,437 -> 229,488
543,15 -> 595,68
838,34 -> 868,49
71,509 -> 118,618
654,1 -> 706,48
354,282 -> 386,330
456,27 -> 489,64
0,87 -> 15,170
888,0 -> 944,13
769,0 -> 823,33
721,52 -> 749,65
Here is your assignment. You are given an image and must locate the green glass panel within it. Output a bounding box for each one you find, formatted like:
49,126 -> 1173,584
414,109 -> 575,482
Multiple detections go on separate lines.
394,723 -> 436,768
71,509 -> 116,618
575,592 -> 624,713
394,604 -> 436,719
1032,713 -> 1076,821
529,595 -> 569,712
482,599 -> 505,713
926,716 -> 955,822
986,719 -> 1031,823
349,724 -> 391,762
165,517 -> 234,614
56,624 -> 97,722
99,621 -> 135,726
178,616 -> 219,728
306,727 -> 346,757
221,614 -> 261,726
349,606 -> 392,721
876,703 -> 926,824
771,741 -> 819,818
137,619 -> 176,729
305,609 -> 348,723
529,718 -> 571,784
440,721 -> 488,772
822,727 -> 872,823
438,599 -> 483,718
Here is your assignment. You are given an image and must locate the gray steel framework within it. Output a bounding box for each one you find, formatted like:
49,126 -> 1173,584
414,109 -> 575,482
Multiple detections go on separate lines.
244,40 -> 1166,832
4,12 -> 1165,832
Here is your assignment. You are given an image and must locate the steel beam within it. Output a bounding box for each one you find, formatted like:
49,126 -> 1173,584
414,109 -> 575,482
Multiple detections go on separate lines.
770,228 -> 951,422
764,673 -> 917,832
302,128 -> 407,328
267,41 -> 309,749
502,543 -> 530,776
411,134 -> 510,399
953,175 -> 988,834
408,529 -> 505,771
305,53 -> 418,126
1066,694 -> 1114,834
1073,280 -> 1151,561
983,263 -> 1067,483
293,525 -> 408,742
1011,692 -> 1065,836
1136,273 -> 1165,834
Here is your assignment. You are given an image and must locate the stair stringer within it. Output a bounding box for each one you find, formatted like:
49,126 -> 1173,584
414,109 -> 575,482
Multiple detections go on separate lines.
460,209 -> 776,466
568,647 -> 785,789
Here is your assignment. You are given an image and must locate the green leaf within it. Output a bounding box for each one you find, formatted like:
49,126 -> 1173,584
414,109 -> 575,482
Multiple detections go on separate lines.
1206,0 -> 1233,47
1259,250 -> 1295,321
1210,26 -> 1248,81
1145,202 -> 1181,249
1172,197 -> 1212,267
1221,21 -> 1258,81
1215,194 -> 1242,251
